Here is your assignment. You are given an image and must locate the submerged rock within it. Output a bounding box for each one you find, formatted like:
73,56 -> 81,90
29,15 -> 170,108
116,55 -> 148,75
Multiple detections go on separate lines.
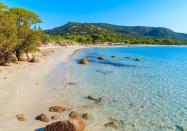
104,121 -> 118,129
79,59 -> 89,65
175,125 -> 184,131
86,95 -> 103,104
82,113 -> 90,120
35,114 -> 49,123
135,58 -> 143,62
68,82 -> 78,85
124,56 -> 131,59
49,106 -> 66,113
45,121 -> 76,131
97,56 -> 104,60
111,56 -> 116,58
16,113 -> 26,121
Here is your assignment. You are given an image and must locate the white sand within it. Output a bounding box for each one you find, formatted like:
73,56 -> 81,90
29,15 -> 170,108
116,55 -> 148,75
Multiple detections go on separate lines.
0,46 -> 82,131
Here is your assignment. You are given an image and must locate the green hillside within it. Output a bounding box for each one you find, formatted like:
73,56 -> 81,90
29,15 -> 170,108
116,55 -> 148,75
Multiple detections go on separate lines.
45,22 -> 187,45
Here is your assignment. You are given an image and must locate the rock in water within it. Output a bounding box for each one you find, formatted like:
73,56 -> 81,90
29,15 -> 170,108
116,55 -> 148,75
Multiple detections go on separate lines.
82,113 -> 90,120
135,58 -> 143,62
18,50 -> 27,61
97,57 -> 104,60
35,114 -> 49,123
16,114 -> 26,121
45,121 -> 76,131
79,59 -> 89,64
49,106 -> 66,113
111,56 -> 116,58
104,121 -> 118,129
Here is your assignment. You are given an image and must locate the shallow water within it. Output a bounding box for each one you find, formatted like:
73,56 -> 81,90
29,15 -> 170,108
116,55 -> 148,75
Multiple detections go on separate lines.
61,46 -> 187,131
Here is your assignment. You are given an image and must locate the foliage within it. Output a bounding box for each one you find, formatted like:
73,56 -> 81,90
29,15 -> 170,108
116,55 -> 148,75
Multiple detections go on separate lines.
46,22 -> 187,45
0,2 -> 46,59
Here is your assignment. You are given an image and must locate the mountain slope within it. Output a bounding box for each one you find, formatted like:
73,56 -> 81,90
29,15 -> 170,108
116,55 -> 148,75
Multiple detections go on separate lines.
45,22 -> 187,44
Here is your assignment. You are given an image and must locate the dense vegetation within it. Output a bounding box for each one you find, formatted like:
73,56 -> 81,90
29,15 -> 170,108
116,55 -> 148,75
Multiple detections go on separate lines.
46,22 -> 187,45
0,2 -> 47,65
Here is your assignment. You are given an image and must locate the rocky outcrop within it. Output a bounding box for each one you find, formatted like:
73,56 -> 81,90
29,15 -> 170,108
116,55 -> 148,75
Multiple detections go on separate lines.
18,50 -> 27,61
35,114 -> 49,123
16,114 -> 26,121
45,121 -> 76,131
79,59 -> 89,65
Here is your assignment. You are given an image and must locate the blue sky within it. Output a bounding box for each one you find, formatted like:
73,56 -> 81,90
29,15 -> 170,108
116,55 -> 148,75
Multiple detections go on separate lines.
1,0 -> 187,33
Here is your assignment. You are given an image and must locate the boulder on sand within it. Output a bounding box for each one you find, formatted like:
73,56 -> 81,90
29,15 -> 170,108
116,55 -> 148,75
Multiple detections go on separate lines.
7,52 -> 18,64
79,59 -> 89,65
16,113 -> 26,121
26,52 -> 34,61
29,51 -> 43,63
70,117 -> 86,131
69,111 -> 80,119
45,121 -> 76,131
0,56 -> 5,65
18,50 -> 27,61
35,114 -> 49,123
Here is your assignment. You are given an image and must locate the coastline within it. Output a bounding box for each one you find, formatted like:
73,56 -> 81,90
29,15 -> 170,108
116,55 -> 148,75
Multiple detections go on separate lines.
0,45 -> 187,131
0,46 -> 82,131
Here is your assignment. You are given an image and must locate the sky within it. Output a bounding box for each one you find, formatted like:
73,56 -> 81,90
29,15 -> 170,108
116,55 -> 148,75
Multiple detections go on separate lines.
1,0 -> 187,33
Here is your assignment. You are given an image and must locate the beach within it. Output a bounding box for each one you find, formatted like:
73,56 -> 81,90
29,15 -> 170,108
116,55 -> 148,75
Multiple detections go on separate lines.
0,46 -> 187,131
0,46 -> 82,131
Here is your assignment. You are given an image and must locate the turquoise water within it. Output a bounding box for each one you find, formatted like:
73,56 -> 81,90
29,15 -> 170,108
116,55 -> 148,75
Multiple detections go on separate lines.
63,46 -> 187,131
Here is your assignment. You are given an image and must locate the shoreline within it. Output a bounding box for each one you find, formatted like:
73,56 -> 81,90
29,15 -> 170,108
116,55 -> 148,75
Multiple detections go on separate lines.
0,46 -> 82,131
0,45 -> 187,130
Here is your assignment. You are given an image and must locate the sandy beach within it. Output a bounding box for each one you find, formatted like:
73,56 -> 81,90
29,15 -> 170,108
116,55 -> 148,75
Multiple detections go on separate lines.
0,46 -> 82,131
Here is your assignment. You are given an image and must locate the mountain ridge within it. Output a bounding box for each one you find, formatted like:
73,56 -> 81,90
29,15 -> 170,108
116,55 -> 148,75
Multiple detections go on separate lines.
45,22 -> 187,44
